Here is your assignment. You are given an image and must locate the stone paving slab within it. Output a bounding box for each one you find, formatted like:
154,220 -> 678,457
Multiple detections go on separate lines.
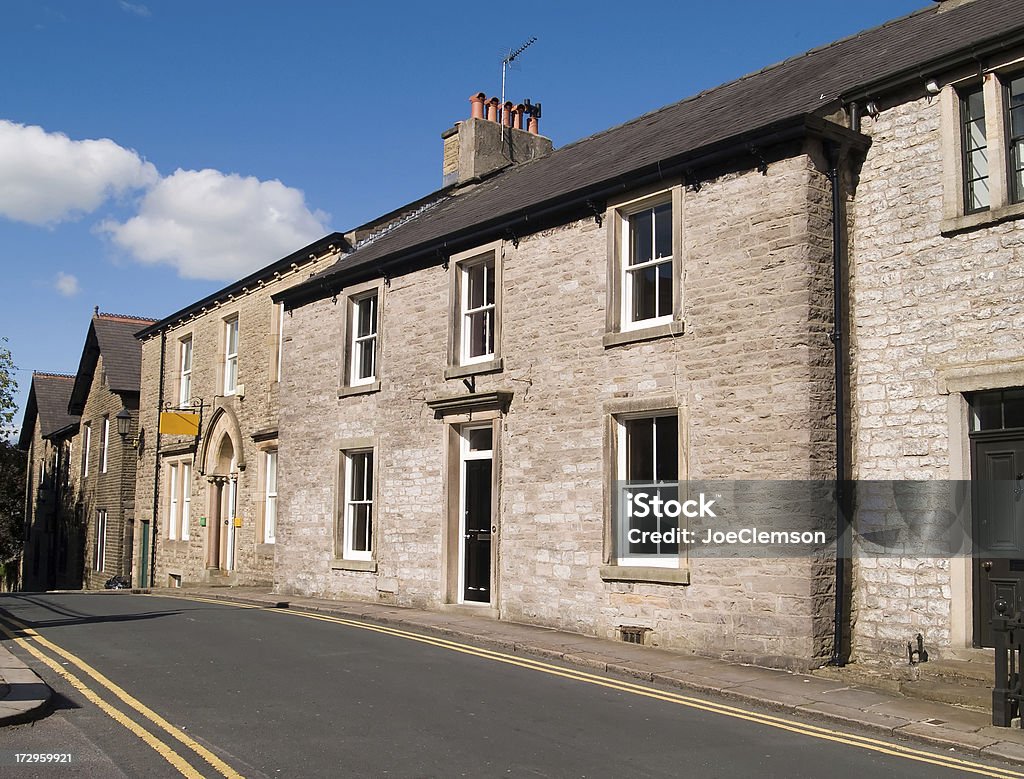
156,586 -> 1024,766
0,643 -> 51,726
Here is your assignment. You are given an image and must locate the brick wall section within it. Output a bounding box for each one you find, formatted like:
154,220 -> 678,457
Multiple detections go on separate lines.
77,354 -> 141,589
135,254 -> 338,588
848,94 -> 1024,662
278,143 -> 840,669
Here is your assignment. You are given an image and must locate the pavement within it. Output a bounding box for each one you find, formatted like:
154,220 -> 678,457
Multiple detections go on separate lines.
0,641 -> 51,726
5,584 -> 1024,768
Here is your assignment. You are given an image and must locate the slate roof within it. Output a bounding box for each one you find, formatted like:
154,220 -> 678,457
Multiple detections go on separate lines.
281,0 -> 1024,302
17,373 -> 79,450
68,313 -> 158,415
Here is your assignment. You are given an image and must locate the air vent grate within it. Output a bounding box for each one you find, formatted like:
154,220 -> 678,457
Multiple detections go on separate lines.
619,626 -> 651,645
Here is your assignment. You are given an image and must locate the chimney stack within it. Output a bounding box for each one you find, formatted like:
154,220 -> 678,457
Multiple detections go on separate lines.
441,92 -> 552,187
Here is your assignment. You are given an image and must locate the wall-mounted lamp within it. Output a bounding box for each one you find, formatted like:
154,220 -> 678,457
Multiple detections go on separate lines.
115,408 -> 132,438
116,408 -> 142,450
865,101 -> 881,118
925,79 -> 941,95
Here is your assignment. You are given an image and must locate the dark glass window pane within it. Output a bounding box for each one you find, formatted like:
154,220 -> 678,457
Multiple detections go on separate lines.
356,295 -> 376,337
485,262 -> 494,306
630,267 -> 657,321
350,453 -> 371,501
356,338 -> 375,380
468,427 -> 492,452
657,261 -> 673,318
653,202 -> 672,259
351,504 -> 372,552
625,418 -> 654,481
467,264 -> 485,309
973,391 -> 1002,431
467,311 -> 492,358
630,209 -> 653,265
1004,389 -> 1024,429
655,416 -> 678,481
966,88 -> 986,122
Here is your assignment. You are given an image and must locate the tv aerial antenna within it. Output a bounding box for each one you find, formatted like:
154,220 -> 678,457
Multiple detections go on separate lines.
500,36 -> 537,141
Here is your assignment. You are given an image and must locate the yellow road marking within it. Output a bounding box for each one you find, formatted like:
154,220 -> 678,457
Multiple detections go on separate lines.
0,614 -> 243,779
0,622 -> 203,779
177,593 -> 1023,779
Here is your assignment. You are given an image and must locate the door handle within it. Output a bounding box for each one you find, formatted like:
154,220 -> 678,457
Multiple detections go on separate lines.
983,561 -> 993,571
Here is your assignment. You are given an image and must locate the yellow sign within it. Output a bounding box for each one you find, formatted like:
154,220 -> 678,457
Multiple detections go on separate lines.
159,411 -> 200,436
232,517 -> 243,528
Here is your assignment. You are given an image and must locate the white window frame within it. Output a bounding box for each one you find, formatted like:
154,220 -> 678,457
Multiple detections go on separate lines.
168,463 -> 179,541
275,303 -> 285,383
264,450 -> 277,544
621,200 -> 674,331
615,411 -> 680,568
181,462 -> 191,541
459,256 -> 496,365
179,336 -> 193,406
341,449 -> 374,561
224,316 -> 239,395
93,509 -> 107,572
100,417 -> 110,474
83,423 -> 91,477
349,292 -> 378,386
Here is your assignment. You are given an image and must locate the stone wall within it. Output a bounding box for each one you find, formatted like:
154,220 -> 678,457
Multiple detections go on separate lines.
278,142 -> 839,669
136,253 -> 339,588
849,91 -> 1024,662
77,354 -> 140,589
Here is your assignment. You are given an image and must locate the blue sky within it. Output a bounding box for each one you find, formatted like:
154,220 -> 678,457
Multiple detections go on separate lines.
1,0 -> 925,433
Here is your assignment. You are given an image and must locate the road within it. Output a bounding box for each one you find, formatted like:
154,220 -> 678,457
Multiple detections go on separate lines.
0,592 -> 1016,778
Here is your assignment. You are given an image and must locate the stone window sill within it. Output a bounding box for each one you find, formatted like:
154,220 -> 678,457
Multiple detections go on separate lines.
941,201 -> 1024,236
599,565 -> 690,585
256,543 -> 275,556
338,381 -> 381,399
603,321 -> 684,349
444,358 -> 503,381
330,559 -> 377,573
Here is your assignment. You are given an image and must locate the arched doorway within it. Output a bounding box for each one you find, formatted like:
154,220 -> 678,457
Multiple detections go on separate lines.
202,406 -> 244,574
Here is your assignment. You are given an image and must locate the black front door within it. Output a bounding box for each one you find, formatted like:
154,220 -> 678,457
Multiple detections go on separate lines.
463,457 -> 492,603
973,435 -> 1024,646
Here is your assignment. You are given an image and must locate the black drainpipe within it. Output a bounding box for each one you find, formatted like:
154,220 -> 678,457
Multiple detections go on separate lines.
826,141 -> 848,667
148,330 -> 166,588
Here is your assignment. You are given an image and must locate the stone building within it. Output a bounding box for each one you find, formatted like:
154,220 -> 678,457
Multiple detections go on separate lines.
133,236 -> 344,588
845,1 -> 1024,667
18,372 -> 80,591
68,311 -> 156,590
268,0 -> 1024,671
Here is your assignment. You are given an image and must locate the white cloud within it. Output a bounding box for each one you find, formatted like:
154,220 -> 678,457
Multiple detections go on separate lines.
0,120 -> 157,225
99,169 -> 330,281
118,1 -> 151,16
54,272 -> 80,297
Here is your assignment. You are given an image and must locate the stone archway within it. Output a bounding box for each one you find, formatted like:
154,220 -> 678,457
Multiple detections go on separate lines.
202,405 -> 243,572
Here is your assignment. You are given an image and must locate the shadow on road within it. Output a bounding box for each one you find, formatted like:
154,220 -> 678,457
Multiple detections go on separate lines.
0,593 -> 184,631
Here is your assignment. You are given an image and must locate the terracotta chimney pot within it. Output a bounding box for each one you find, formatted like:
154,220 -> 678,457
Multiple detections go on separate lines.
469,92 -> 486,120
513,104 -> 526,130
487,98 -> 500,122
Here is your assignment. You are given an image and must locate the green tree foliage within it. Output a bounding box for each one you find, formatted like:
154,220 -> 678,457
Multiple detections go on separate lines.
0,340 -> 22,585
0,338 -> 15,434
0,441 -> 25,577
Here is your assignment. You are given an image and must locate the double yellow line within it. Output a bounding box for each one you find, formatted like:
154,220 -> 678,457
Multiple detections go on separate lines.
178,593 -> 1024,779
0,614 -> 242,779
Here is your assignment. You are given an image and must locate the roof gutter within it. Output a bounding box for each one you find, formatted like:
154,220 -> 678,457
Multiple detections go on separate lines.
280,114 -> 869,309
